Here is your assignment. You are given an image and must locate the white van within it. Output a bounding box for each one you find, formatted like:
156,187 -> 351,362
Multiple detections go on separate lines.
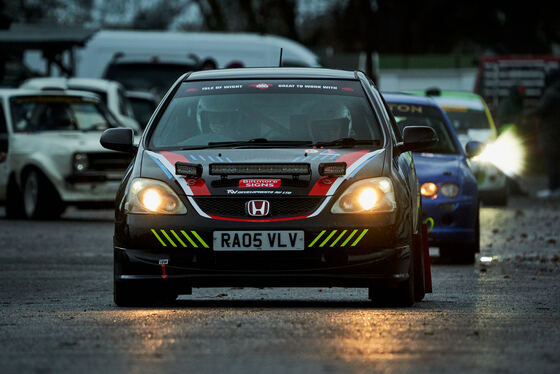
76,30 -> 320,96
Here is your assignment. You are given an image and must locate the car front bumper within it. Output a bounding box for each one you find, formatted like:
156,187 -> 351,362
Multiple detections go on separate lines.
422,195 -> 477,246
114,212 -> 412,288
57,175 -> 121,203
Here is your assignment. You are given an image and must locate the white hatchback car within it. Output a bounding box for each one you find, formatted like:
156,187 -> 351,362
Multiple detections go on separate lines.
20,77 -> 140,132
0,89 -> 134,219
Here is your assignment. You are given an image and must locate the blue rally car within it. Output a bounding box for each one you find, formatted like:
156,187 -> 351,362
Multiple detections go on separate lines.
384,93 -> 482,263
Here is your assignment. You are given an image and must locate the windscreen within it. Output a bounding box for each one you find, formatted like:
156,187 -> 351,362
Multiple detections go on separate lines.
149,79 -> 382,148
441,108 -> 491,132
388,102 -> 459,154
10,96 -> 115,132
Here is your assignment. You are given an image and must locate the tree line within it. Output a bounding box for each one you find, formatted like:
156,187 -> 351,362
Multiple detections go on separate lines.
2,0 -> 559,54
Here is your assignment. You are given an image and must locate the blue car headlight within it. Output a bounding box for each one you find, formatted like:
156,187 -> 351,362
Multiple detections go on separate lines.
440,183 -> 460,198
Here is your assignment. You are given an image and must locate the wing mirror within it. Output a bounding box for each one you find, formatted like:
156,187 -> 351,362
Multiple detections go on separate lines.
465,140 -> 484,158
100,128 -> 136,153
395,126 -> 439,154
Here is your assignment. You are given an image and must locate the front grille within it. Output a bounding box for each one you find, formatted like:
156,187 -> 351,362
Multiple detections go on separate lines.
194,197 -> 325,218
87,152 -> 133,171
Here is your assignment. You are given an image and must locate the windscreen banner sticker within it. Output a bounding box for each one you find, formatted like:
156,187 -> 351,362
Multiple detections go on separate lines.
388,103 -> 442,118
249,83 -> 273,89
201,84 -> 244,92
178,80 -> 364,97
389,103 -> 423,114
239,179 -> 281,188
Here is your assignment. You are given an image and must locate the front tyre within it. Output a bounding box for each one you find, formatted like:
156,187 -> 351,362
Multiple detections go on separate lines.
369,254 -> 415,307
22,170 -> 65,219
113,250 -> 178,307
5,177 -> 25,219
113,280 -> 178,307
440,206 -> 479,265
413,230 -> 426,302
440,245 -> 475,264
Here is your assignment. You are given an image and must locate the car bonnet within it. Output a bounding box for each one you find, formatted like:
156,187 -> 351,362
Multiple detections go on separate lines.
140,147 -> 386,198
412,152 -> 462,184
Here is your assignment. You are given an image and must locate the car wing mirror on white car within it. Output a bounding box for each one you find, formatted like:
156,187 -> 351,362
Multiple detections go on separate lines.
100,128 -> 136,153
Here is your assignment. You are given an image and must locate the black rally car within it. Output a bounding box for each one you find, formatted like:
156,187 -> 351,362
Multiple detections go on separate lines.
101,68 -> 438,306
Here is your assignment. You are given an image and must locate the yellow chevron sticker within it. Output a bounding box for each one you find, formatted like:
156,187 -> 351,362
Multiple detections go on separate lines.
191,231 -> 209,248
151,229 -> 167,247
160,229 -> 177,247
341,229 -> 358,247
330,230 -> 348,247
170,230 -> 186,247
150,228 -> 208,248
308,230 -> 326,247
308,229 -> 370,248
181,230 -> 198,247
319,230 -> 337,247
351,229 -> 369,246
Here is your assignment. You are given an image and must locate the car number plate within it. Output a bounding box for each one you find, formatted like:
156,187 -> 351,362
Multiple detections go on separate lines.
213,231 -> 304,251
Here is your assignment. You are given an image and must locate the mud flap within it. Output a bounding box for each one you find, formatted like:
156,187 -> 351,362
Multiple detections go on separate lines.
422,223 -> 432,293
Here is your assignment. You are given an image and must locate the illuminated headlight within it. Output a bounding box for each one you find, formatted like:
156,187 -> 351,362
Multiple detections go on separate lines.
440,183 -> 460,198
124,178 -> 187,214
73,153 -> 89,172
421,182 -> 438,198
331,177 -> 396,214
472,129 -> 524,176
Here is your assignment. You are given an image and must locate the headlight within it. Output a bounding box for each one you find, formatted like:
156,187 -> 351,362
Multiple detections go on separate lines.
124,178 -> 187,214
73,153 -> 89,172
421,182 -> 438,198
440,183 -> 460,198
331,177 -> 396,214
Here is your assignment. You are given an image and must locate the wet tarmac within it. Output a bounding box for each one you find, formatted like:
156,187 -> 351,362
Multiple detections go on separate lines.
0,195 -> 559,373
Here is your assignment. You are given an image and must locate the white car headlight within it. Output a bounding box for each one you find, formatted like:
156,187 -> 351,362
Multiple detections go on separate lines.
331,177 -> 396,214
440,183 -> 460,198
73,153 -> 89,172
124,178 -> 187,214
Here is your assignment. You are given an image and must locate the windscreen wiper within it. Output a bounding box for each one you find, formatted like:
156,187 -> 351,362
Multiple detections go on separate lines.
314,138 -> 381,148
181,138 -> 312,150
